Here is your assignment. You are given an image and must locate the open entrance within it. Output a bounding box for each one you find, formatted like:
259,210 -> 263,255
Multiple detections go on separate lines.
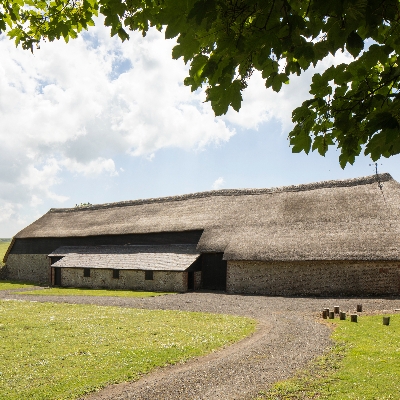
201,253 -> 227,291
188,271 -> 194,290
53,267 -> 61,286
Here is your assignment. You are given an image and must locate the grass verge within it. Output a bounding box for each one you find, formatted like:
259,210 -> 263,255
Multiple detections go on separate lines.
17,287 -> 172,297
0,280 -> 37,290
0,241 -> 10,267
0,300 -> 256,400
257,314 -> 400,399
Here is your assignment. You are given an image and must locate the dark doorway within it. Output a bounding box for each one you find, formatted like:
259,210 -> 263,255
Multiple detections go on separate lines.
54,267 -> 61,286
201,253 -> 227,291
188,271 -> 194,290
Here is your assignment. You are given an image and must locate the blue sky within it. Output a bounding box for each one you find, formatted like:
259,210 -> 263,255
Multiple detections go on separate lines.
1,20 -> 400,237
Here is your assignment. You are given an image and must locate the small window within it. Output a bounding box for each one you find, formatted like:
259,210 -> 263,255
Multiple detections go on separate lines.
145,270 -> 153,280
113,269 -> 120,279
83,268 -> 91,277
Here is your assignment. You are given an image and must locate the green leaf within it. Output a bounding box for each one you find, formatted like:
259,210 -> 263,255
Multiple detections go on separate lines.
310,73 -> 332,97
367,112 -> 400,133
346,31 -> 364,58
228,80 -> 242,112
265,72 -> 288,92
172,34 -> 200,63
291,133 -> 312,154
187,0 -> 215,26
165,17 -> 185,39
312,135 -> 334,156
261,59 -> 278,79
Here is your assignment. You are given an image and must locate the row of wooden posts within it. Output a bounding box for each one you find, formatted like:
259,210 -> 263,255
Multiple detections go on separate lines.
322,304 -> 391,325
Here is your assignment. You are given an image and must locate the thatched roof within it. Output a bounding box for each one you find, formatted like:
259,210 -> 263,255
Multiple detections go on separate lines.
50,245 -> 200,271
12,173 -> 400,261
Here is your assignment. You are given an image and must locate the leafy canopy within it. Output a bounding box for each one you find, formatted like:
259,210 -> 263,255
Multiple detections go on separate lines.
2,0 -> 400,167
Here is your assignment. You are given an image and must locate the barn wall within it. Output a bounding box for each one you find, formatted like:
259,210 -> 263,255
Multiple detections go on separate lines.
6,254 -> 50,283
227,260 -> 400,296
0,266 -> 8,280
60,268 -> 187,292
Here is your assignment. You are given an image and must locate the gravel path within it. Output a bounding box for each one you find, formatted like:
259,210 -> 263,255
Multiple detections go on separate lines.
2,290 -> 400,399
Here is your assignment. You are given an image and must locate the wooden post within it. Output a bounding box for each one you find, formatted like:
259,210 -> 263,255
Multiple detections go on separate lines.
322,310 -> 328,319
329,311 -> 335,319
351,314 -> 358,322
357,304 -> 363,312
324,308 -> 330,316
340,311 -> 346,320
334,306 -> 340,314
383,316 -> 390,326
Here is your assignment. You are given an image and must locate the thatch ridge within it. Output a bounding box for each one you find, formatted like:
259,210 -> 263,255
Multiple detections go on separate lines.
49,173 -> 393,213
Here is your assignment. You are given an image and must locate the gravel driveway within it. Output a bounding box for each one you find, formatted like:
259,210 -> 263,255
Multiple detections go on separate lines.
2,290 -> 400,399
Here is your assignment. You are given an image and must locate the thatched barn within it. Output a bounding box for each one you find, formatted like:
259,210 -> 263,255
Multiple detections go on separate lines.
3,173 -> 400,295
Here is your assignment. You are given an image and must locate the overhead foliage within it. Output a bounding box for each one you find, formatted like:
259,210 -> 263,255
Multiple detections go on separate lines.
1,0 -> 400,167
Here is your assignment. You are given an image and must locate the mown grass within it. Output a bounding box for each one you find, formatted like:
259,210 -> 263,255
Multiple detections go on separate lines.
18,287 -> 172,297
0,241 -> 10,267
257,314 -> 400,399
0,280 -> 37,290
0,300 -> 256,400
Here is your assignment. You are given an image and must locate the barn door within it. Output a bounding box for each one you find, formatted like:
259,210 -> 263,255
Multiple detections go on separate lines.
201,253 -> 227,291
187,271 -> 194,290
53,267 -> 61,286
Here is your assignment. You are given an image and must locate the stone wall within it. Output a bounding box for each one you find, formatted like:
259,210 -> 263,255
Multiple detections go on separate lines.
6,254 -> 50,283
60,268 -> 188,292
227,260 -> 400,296
0,266 -> 8,280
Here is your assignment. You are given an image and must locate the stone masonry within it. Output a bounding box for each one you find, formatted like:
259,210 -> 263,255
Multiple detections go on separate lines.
60,268 -> 187,292
6,254 -> 50,283
227,260 -> 400,296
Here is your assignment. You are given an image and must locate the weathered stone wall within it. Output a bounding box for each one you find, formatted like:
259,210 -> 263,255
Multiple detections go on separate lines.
227,260 -> 400,296
60,268 -> 187,292
6,254 -> 50,283
0,266 -> 8,280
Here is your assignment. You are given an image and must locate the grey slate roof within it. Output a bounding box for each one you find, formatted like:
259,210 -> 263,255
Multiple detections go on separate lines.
13,173 -> 400,261
49,244 -> 200,271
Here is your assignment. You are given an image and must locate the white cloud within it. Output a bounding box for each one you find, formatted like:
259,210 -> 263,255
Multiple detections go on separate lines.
0,202 -> 15,224
0,201 -> 29,238
212,177 -> 225,190
19,159 -> 69,204
30,195 -> 43,208
62,158 -> 118,177
0,20 -> 235,235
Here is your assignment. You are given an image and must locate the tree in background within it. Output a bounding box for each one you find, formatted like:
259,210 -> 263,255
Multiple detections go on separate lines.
2,0 -> 400,167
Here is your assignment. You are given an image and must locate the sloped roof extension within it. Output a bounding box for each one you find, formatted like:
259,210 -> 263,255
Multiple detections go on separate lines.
50,244 -> 200,271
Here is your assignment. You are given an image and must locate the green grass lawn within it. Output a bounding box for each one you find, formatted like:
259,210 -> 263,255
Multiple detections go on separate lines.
18,287 -> 172,297
0,280 -> 37,290
0,241 -> 10,267
0,300 -> 256,400
257,314 -> 400,399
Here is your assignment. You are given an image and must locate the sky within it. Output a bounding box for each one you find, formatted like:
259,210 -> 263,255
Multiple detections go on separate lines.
1,19 -> 400,238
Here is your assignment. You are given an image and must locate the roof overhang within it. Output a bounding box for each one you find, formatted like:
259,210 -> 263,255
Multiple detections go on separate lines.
49,244 -> 201,271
